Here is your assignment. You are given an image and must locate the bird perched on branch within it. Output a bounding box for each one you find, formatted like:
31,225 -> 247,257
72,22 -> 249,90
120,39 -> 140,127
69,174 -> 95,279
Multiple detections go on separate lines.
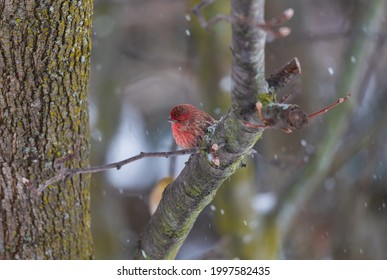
169,104 -> 215,149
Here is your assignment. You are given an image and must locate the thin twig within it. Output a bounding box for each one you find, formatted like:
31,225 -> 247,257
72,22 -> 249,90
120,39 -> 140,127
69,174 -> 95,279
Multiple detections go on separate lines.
307,94 -> 351,119
34,148 -> 200,195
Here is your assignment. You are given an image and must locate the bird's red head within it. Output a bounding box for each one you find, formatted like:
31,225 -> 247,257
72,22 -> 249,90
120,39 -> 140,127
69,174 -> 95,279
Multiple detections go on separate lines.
169,104 -> 198,123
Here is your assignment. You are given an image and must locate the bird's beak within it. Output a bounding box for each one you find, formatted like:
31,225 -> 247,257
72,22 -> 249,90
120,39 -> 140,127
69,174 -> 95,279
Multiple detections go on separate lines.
167,117 -> 176,123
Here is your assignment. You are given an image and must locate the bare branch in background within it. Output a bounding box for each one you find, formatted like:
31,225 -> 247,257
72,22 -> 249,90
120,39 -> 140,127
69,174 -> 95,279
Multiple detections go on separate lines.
26,148 -> 199,196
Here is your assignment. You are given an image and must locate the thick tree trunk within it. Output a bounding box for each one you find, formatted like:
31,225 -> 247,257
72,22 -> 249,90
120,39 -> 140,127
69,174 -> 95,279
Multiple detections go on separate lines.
0,0 -> 93,259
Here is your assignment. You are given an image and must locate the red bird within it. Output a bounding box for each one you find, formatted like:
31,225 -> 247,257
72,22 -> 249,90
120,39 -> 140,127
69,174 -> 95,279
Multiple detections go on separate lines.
169,104 -> 215,148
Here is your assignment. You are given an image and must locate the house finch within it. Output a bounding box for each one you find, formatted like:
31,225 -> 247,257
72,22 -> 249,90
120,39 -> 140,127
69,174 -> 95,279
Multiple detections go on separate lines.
169,104 -> 215,148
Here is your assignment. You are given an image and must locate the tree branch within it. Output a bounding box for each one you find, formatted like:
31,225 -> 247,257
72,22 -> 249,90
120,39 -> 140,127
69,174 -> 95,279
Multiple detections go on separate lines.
230,0 -> 267,114
266,57 -> 301,93
134,0 -> 268,260
30,148 -> 199,196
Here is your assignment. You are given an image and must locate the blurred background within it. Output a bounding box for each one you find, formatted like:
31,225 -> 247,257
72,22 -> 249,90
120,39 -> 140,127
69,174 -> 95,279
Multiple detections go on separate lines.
89,0 -> 387,259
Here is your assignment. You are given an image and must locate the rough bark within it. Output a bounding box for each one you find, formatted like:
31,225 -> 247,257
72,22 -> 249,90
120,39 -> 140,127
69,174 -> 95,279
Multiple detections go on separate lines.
0,0 -> 93,259
231,0 -> 267,115
135,0 -> 266,260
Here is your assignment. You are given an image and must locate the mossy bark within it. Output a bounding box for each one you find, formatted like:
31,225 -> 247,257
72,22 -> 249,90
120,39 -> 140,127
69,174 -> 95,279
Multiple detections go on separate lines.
0,0 -> 93,259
